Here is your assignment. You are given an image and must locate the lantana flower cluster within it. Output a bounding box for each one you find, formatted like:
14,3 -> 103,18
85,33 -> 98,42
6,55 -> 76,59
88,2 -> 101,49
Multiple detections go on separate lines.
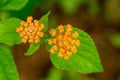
16,16 -> 44,43
48,24 -> 80,60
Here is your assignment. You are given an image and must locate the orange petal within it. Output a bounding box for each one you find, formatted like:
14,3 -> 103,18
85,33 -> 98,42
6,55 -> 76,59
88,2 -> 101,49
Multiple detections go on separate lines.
59,48 -> 65,53
72,32 -> 79,38
66,24 -> 72,32
34,20 -> 39,27
58,25 -> 64,33
27,16 -> 33,23
34,36 -> 39,40
23,36 -> 28,40
57,34 -> 63,40
38,32 -> 44,37
75,40 -> 80,46
40,24 -> 44,30
58,41 -> 63,47
49,29 -> 56,36
34,39 -> 39,43
52,38 -> 57,44
52,45 -> 57,50
63,40 -> 69,46
22,38 -> 27,44
64,31 -> 71,36
58,52 -> 63,58
29,39 -> 33,43
50,48 -> 55,54
71,46 -> 77,54
20,21 -> 26,26
20,31 -> 26,37
67,51 -> 72,57
64,55 -> 69,60
16,28 -> 20,32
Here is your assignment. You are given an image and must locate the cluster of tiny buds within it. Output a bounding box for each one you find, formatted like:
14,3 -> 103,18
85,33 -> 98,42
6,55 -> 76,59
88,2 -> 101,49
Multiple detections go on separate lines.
16,16 -> 44,44
48,24 -> 80,60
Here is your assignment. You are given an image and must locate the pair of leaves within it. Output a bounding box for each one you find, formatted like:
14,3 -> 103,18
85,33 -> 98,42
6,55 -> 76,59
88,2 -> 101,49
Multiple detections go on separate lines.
0,0 -> 28,10
0,45 -> 19,80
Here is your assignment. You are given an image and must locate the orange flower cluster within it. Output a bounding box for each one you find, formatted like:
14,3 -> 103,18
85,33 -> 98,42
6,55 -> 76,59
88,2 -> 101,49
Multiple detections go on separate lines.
16,16 -> 44,43
48,24 -> 80,60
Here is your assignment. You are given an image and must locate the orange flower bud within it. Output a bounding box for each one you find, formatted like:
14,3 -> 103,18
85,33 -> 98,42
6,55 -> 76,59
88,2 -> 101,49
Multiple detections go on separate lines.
75,40 -> 80,46
48,39 -> 53,45
22,38 -> 27,44
49,29 -> 56,36
52,38 -> 57,44
29,39 -> 33,43
67,51 -> 72,57
40,24 -> 44,30
27,16 -> 33,23
50,48 -> 55,54
34,39 -> 39,43
52,45 -> 57,51
20,31 -> 26,37
66,24 -> 72,32
58,52 -> 63,58
20,21 -> 26,26
64,55 -> 69,60
59,48 -> 65,53
38,32 -> 44,37
72,32 -> 79,38
58,25 -> 64,33
71,46 -> 77,54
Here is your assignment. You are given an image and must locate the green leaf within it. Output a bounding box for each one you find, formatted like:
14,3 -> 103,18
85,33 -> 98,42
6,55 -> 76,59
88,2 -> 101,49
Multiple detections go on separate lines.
0,0 -> 28,10
0,45 -> 19,80
0,18 -> 22,46
24,43 -> 40,56
47,26 -> 103,73
39,11 -> 50,32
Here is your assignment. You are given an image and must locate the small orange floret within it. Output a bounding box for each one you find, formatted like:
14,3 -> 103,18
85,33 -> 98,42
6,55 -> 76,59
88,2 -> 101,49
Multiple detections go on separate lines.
16,26 -> 23,32
16,16 -> 45,44
48,24 -> 81,60
49,29 -> 56,36
58,25 -> 64,33
58,52 -> 63,58
50,45 -> 57,54
38,32 -> 44,37
48,39 -> 53,45
72,32 -> 79,38
71,46 -> 77,54
75,40 -> 80,46
27,16 -> 33,23
66,24 -> 72,32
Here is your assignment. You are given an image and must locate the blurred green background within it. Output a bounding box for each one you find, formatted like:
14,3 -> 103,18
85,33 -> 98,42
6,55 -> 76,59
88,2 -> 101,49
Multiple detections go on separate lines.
0,0 -> 120,80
